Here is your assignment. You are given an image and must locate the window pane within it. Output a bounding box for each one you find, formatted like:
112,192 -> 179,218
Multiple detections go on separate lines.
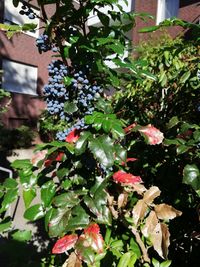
2,59 -> 38,96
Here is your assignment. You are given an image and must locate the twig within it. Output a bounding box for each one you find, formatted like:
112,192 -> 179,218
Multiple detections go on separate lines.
129,226 -> 150,263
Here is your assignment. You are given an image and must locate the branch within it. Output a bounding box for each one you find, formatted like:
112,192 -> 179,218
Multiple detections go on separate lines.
129,226 -> 150,263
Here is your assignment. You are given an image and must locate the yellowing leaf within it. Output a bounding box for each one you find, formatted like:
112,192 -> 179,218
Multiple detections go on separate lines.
154,204 -> 182,220
132,200 -> 148,225
143,186 -> 161,205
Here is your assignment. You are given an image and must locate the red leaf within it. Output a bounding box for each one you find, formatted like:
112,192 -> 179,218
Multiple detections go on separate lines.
113,170 -> 142,185
80,223 -> 104,253
52,234 -> 78,254
84,223 -> 100,235
66,129 -> 81,143
44,159 -> 53,167
55,152 -> 64,161
138,124 -> 164,145
121,157 -> 138,166
124,123 -> 137,133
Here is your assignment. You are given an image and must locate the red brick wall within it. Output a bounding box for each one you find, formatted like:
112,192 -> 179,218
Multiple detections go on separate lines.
0,3 -> 56,129
132,0 -> 200,44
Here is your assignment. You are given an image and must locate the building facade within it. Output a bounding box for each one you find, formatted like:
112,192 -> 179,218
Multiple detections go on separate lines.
0,0 -> 199,129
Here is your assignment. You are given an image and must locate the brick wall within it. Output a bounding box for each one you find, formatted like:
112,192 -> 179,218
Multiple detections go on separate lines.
132,0 -> 200,44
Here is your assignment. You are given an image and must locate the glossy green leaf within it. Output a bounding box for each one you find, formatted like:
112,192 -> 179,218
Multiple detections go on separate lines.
24,204 -> 44,221
138,25 -> 160,33
64,101 -> 78,114
65,205 -> 90,231
0,188 -> 18,213
12,230 -> 32,242
23,188 -> 36,209
11,159 -> 32,170
166,116 -> 179,129
41,181 -> 57,207
75,131 -> 92,155
117,252 -> 132,267
0,217 -> 12,232
180,70 -> 191,84
3,178 -> 18,189
183,164 -> 200,191
53,192 -> 80,208
89,135 -> 115,167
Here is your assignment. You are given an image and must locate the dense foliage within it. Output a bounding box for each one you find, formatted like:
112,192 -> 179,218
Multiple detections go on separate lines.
0,1 -> 199,267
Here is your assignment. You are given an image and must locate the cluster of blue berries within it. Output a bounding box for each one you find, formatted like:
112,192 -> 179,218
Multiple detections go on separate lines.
43,59 -> 103,141
19,4 -> 36,20
36,34 -> 52,53
43,60 -> 68,118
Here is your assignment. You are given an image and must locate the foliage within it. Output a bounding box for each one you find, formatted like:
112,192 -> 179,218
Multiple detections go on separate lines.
1,1 -> 198,267
114,34 -> 200,125
113,27 -> 200,267
0,125 -> 35,150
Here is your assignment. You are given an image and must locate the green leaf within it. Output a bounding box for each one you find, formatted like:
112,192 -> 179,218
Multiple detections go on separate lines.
64,101 -> 78,114
3,178 -> 18,189
89,135 -> 115,167
23,188 -> 36,209
56,167 -> 69,179
53,192 -> 80,208
24,204 -> 44,221
75,131 -> 92,155
152,258 -> 160,267
0,217 -> 12,232
117,252 -> 132,267
111,123 -> 125,138
160,260 -> 172,267
12,230 -> 32,242
97,11 -> 110,26
41,181 -> 57,207
176,145 -> 190,155
65,205 -> 90,231
180,70 -> 191,84
138,25 -> 160,33
48,207 -> 71,237
107,43 -> 124,55
0,188 -> 18,213
11,159 -> 32,170
166,116 -> 179,129
183,164 -> 200,191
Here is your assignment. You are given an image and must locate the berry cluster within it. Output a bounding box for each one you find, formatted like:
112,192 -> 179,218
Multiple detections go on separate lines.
19,3 -> 36,20
43,60 -> 103,141
43,60 -> 68,118
36,34 -> 52,53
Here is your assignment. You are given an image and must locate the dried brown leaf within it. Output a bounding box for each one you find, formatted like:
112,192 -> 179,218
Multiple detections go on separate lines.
118,193 -> 128,209
142,211 -> 163,258
132,199 -> 148,225
161,223 -> 170,259
143,186 -> 161,205
155,204 -> 182,220
132,184 -> 147,195
64,252 -> 82,267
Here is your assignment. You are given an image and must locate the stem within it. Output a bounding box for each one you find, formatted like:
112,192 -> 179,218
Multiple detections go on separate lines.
129,226 -> 150,263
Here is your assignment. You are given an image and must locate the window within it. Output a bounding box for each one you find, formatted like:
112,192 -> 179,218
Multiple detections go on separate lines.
2,59 -> 38,96
4,0 -> 40,38
156,0 -> 180,24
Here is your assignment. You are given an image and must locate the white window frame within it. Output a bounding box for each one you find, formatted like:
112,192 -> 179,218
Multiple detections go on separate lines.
2,59 -> 38,96
156,0 -> 180,25
4,0 -> 40,38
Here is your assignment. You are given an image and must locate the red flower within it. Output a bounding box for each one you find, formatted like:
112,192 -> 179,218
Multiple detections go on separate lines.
65,129 -> 80,143
52,234 -> 78,254
113,170 -> 142,185
124,123 -> 137,133
138,124 -> 164,145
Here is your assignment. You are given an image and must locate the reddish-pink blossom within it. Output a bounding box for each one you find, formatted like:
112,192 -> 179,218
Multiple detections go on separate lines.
138,124 -> 164,145
65,129 -> 80,143
52,234 -> 78,254
113,170 -> 142,185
